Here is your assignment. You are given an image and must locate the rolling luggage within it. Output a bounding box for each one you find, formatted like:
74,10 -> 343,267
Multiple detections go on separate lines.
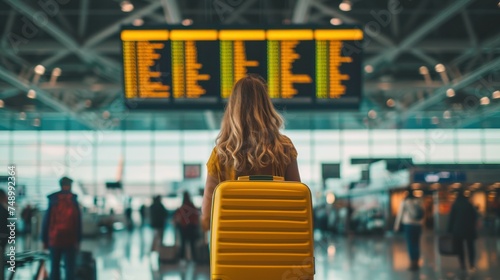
438,234 -> 456,255
75,251 -> 97,280
195,233 -> 210,265
195,242 -> 210,265
159,229 -> 180,264
210,175 -> 315,280
159,245 -> 179,264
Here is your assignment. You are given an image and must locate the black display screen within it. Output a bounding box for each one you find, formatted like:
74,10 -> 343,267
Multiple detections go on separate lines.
121,25 -> 363,110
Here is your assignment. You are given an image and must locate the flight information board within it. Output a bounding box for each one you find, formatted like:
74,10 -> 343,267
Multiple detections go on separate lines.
121,26 -> 363,110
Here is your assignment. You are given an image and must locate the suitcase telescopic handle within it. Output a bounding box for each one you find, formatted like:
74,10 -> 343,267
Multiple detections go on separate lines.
237,175 -> 284,181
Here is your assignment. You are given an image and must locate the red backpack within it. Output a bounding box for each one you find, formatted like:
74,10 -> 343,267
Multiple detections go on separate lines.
174,204 -> 200,227
48,193 -> 79,247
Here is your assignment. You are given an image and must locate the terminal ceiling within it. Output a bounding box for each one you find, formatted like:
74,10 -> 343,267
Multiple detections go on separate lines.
0,0 -> 499,130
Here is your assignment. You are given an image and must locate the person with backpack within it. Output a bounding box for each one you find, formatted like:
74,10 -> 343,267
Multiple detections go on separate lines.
41,177 -> 82,280
174,191 -> 200,262
394,189 -> 424,271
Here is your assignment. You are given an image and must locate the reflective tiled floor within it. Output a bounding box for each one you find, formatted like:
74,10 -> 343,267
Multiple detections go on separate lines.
13,227 -> 500,280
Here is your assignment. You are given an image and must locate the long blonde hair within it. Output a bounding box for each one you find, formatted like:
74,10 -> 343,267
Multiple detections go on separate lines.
215,75 -> 293,176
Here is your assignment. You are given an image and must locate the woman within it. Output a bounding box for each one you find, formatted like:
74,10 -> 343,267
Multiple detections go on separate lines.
447,190 -> 478,272
201,74 -> 301,231
174,191 -> 200,261
394,190 -> 424,271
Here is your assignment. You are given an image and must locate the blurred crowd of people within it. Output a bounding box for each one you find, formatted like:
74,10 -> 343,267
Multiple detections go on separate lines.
0,176 -> 204,280
395,188 -> 480,273
0,174 -> 497,279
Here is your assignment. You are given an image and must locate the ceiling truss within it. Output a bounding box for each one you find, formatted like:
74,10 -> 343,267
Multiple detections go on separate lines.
0,0 -> 499,130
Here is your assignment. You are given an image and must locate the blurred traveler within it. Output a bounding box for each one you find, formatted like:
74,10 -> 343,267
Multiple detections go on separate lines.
150,195 -> 168,251
394,190 -> 424,271
474,205 -> 483,230
125,206 -> 133,231
496,202 -> 500,234
21,204 -> 34,235
139,204 -> 147,227
104,208 -> 116,236
125,198 -> 133,231
41,177 -> 82,280
174,191 -> 200,261
22,204 -> 38,250
202,75 -> 301,231
447,190 -> 478,272
0,190 -> 9,280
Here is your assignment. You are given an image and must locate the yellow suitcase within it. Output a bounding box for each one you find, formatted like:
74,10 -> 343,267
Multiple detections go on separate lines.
210,175 -> 315,280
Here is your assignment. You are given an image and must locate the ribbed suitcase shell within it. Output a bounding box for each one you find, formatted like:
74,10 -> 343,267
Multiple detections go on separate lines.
210,176 -> 314,280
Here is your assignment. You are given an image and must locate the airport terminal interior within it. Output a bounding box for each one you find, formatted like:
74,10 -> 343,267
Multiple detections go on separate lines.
0,0 -> 500,279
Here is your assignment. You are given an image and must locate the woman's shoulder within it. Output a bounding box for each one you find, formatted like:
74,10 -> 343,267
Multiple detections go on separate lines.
207,147 -> 218,162
280,134 -> 297,158
208,146 -> 219,157
206,147 -> 220,177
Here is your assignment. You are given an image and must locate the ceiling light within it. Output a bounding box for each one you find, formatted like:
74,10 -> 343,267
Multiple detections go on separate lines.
480,96 -> 490,105
49,68 -> 61,86
132,18 -> 144,26
443,110 -> 451,119
33,118 -> 40,127
34,65 -> 45,75
419,66 -> 433,85
419,66 -> 428,75
326,193 -> 335,204
121,1 -> 134,12
498,1 -> 500,8
446,88 -> 455,97
368,110 -> 377,119
386,98 -> 395,107
27,89 -> 36,99
492,90 -> 500,99
327,245 -> 336,257
52,67 -> 61,77
330,18 -> 342,25
339,1 -> 352,11
19,112 -> 26,121
181,19 -> 193,26
364,65 -> 374,73
418,66 -> 429,75
435,63 -> 446,73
